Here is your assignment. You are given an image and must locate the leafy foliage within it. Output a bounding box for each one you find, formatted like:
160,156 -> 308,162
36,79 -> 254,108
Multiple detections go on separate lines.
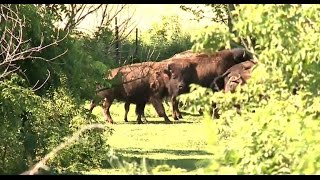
1,4 -> 196,175
0,75 -> 40,174
179,4 -> 320,174
180,4 -> 228,24
0,76 -> 113,174
121,15 -> 193,63
0,4 -> 116,174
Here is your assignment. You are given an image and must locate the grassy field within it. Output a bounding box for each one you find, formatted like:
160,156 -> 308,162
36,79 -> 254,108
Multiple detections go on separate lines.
85,102 -> 215,175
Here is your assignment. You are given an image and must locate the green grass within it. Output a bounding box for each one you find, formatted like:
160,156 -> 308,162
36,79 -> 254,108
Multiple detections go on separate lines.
84,101 -> 214,174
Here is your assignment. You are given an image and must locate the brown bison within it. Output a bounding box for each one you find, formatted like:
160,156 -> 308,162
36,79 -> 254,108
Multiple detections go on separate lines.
121,61 -> 190,122
209,59 -> 257,119
99,48 -> 254,122
162,48 -> 255,119
210,59 -> 257,93
89,62 -> 175,124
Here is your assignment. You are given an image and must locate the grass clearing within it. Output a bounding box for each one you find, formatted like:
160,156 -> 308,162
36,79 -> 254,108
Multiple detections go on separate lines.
84,101 -> 214,174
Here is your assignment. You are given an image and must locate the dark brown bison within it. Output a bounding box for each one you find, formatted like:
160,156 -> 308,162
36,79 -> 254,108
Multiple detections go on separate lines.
89,62 -> 174,124
169,48 -> 254,87
99,48 -> 254,122
209,59 -> 257,119
162,48 -> 255,119
121,61 -> 190,122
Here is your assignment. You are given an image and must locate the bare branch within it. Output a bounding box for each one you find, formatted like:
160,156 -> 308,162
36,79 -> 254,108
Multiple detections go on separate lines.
0,4 -> 69,80
64,4 -> 104,31
28,49 -> 68,62
105,5 -> 126,27
31,69 -> 50,91
99,5 -> 108,28
75,5 -> 103,27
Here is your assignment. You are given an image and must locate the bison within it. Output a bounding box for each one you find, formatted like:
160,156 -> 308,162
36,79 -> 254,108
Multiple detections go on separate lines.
121,61 -> 190,122
161,48 -> 255,119
209,59 -> 258,119
89,62 -> 175,124
104,48 -> 255,122
210,59 -> 257,93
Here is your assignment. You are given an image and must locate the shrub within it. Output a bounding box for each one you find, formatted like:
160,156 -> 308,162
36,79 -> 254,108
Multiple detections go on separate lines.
180,4 -> 320,174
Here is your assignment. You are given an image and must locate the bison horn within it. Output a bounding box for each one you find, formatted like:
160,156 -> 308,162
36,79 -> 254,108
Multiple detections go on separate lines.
243,50 -> 246,58
167,63 -> 172,71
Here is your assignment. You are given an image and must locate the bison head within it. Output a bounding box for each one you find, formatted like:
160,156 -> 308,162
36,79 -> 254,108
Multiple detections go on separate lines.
149,69 -> 171,99
231,48 -> 255,64
211,59 -> 257,93
166,61 -> 196,94
224,73 -> 243,93
224,60 -> 256,93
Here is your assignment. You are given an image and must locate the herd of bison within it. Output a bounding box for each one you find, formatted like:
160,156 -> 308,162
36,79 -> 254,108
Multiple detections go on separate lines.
89,48 -> 257,124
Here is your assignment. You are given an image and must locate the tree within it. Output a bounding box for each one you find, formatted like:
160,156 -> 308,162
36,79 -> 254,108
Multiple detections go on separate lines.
179,4 -> 320,174
0,4 -> 67,82
180,4 -> 251,49
138,15 -> 192,61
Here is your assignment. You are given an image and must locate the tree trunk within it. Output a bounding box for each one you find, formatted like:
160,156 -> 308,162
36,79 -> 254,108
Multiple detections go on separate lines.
227,4 -> 242,49
115,17 -> 120,65
227,4 -> 235,34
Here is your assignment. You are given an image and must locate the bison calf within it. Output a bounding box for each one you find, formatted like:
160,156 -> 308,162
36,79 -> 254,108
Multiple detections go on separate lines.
209,59 -> 257,119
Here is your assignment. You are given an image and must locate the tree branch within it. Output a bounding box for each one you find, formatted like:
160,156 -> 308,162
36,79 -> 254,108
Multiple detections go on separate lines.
0,4 -> 69,80
20,124 -> 106,175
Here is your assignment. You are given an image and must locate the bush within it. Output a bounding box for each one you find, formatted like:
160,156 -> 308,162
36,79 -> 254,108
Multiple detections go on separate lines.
0,76 -> 113,174
1,4 -> 117,174
180,4 -> 320,174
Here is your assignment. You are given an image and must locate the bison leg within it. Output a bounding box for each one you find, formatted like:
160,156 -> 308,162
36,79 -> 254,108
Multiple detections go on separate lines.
150,97 -> 172,124
141,106 -> 148,123
102,98 -> 114,124
135,103 -> 145,124
134,103 -> 148,123
171,96 -> 182,120
124,102 -> 130,122
176,108 -> 183,119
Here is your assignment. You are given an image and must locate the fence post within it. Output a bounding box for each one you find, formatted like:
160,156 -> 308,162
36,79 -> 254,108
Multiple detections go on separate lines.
134,28 -> 138,61
115,17 -> 120,65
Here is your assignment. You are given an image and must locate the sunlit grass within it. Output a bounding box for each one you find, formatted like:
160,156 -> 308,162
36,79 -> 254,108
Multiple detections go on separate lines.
83,101 -> 214,174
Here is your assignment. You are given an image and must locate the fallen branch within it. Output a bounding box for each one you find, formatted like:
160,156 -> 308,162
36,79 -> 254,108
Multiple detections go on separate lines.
31,69 -> 50,91
20,123 -> 105,175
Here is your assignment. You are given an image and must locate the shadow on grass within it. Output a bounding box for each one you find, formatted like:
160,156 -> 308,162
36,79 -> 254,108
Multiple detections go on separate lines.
117,148 -> 213,156
114,119 -> 195,125
100,148 -> 213,171
144,120 -> 194,124
121,157 -> 212,172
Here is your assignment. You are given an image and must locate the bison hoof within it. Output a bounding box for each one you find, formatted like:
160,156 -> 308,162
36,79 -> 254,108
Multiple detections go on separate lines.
165,120 -> 173,124
124,119 -> 128,122
173,116 -> 179,120
137,120 -> 144,124
106,119 -> 114,124
178,114 -> 183,119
